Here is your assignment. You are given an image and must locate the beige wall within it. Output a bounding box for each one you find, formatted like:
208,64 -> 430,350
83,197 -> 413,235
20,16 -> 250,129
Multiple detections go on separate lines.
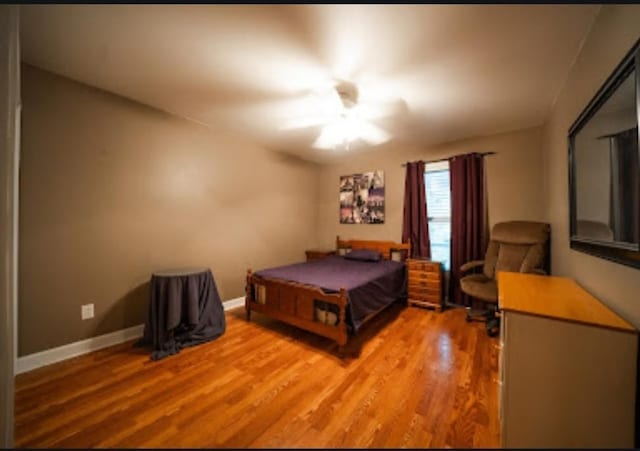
316,127 -> 545,249
19,65 -> 319,356
542,5 -> 640,327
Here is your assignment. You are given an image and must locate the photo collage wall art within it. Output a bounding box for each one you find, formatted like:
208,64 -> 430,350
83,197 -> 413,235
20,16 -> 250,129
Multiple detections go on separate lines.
339,170 -> 385,224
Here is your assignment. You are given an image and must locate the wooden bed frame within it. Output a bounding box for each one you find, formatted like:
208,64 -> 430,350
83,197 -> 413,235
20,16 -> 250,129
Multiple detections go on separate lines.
245,236 -> 411,351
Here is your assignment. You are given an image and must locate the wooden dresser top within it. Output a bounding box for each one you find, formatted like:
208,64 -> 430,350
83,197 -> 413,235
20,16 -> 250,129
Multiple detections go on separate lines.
498,272 -> 636,333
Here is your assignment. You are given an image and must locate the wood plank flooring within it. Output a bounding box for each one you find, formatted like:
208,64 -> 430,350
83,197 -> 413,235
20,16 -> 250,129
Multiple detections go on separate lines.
14,304 -> 500,448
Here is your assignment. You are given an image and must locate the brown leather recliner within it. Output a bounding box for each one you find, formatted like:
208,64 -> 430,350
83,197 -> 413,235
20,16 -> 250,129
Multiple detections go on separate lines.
460,221 -> 551,336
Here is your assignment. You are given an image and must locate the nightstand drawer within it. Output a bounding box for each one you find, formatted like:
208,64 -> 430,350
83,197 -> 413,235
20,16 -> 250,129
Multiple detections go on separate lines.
409,278 -> 440,289
406,260 -> 440,272
407,270 -> 441,282
407,284 -> 442,299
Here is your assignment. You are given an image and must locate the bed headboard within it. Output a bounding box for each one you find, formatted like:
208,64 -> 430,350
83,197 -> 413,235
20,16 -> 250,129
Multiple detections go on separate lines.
335,235 -> 411,261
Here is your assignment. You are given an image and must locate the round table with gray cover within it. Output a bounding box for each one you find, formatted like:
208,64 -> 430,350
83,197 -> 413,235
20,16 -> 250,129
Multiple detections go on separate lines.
137,267 -> 225,360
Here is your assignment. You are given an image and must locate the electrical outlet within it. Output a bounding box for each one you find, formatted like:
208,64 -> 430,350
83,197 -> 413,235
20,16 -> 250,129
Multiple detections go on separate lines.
81,303 -> 94,320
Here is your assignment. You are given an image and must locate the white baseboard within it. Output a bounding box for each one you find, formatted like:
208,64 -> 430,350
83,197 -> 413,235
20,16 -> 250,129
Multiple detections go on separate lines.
223,296 -> 244,311
15,324 -> 145,375
15,296 -> 247,375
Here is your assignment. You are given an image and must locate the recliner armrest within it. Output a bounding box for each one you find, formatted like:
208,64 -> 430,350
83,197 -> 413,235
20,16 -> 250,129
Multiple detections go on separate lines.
460,260 -> 485,273
530,268 -> 547,276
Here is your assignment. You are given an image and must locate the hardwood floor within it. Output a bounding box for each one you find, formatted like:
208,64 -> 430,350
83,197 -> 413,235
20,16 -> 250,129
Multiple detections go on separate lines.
14,304 -> 500,448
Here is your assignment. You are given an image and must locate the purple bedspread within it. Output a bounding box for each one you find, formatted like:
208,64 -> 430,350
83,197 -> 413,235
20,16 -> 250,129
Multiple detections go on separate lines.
255,255 -> 407,332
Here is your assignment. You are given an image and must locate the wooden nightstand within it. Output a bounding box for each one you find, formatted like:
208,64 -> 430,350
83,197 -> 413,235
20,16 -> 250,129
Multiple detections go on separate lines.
406,258 -> 443,311
305,249 -> 336,262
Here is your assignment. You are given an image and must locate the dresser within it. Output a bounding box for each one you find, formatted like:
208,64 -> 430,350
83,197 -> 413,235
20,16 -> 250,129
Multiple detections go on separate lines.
405,258 -> 443,311
497,272 -> 638,448
305,249 -> 336,262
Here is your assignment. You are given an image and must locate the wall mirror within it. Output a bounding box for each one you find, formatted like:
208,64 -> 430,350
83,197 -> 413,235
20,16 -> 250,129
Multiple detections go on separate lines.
569,39 -> 640,268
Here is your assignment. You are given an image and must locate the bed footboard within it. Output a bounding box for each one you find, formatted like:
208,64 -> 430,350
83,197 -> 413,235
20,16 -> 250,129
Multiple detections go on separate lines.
245,269 -> 349,347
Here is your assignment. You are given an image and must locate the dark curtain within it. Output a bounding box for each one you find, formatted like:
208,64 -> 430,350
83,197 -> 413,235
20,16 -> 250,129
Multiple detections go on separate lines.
449,153 -> 486,306
609,127 -> 639,243
402,161 -> 430,258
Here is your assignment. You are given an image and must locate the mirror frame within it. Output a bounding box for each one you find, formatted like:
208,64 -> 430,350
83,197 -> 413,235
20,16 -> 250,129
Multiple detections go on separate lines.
568,38 -> 640,269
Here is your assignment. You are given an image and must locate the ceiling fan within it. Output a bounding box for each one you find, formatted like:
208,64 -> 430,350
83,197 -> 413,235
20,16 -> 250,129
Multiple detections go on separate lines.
280,79 -> 406,151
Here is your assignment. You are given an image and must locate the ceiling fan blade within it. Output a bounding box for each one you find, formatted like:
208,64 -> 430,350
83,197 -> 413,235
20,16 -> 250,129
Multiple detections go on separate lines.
312,125 -> 339,149
357,120 -> 391,145
279,85 -> 344,130
312,117 -> 390,149
353,99 -> 406,121
280,114 -> 332,130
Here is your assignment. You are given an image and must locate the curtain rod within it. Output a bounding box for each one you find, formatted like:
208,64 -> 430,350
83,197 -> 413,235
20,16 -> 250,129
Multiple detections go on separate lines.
401,151 -> 497,167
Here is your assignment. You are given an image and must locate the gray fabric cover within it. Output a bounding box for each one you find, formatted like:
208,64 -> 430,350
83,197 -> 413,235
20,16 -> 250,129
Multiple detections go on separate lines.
137,268 -> 226,361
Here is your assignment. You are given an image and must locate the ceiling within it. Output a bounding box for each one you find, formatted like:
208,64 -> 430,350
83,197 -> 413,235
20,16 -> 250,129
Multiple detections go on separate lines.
20,4 -> 600,163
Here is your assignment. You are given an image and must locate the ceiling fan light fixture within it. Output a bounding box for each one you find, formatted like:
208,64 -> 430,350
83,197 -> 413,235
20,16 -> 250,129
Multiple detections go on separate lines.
334,79 -> 359,109
312,109 -> 390,151
283,78 -> 394,151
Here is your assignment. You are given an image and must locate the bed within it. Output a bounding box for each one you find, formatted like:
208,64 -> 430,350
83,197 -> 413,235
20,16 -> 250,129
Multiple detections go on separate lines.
245,236 -> 410,352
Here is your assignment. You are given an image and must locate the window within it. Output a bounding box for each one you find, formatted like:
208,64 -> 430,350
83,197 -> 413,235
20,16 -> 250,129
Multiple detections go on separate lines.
424,161 -> 451,270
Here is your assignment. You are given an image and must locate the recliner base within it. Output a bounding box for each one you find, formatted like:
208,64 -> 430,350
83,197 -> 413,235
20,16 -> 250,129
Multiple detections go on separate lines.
465,305 -> 500,337
465,306 -> 495,322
